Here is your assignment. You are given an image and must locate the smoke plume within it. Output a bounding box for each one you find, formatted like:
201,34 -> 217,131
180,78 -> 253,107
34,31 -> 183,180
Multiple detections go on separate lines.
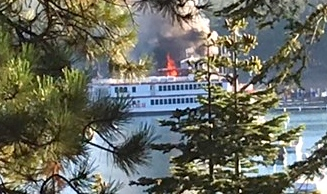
131,1 -> 211,71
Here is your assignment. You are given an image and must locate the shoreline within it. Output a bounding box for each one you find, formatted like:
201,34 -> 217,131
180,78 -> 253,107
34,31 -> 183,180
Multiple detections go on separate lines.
272,101 -> 327,113
131,104 -> 327,117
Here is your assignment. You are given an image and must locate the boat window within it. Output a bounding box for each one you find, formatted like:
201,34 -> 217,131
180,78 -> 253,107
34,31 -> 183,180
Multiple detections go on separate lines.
150,100 -> 154,105
180,85 -> 184,90
155,99 -> 159,105
190,98 -> 194,103
185,98 -> 189,103
193,84 -> 197,89
172,99 -> 176,104
177,98 -> 180,104
115,87 -> 118,93
163,85 -> 167,91
132,87 -> 136,93
159,99 -> 163,105
159,85 -> 162,91
167,85 -> 171,91
176,85 -> 180,90
185,85 -> 188,90
168,99 -> 172,104
181,98 -> 185,103
172,85 -> 175,90
118,87 -> 127,93
164,99 -> 167,104
198,84 -> 201,89
189,84 -> 193,89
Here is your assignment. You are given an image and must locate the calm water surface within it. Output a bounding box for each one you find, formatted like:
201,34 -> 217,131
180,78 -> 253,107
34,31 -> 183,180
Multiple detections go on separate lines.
91,111 -> 327,194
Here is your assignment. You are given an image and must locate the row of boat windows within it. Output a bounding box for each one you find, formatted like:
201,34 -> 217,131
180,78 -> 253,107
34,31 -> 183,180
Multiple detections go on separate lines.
111,82 -> 223,93
150,97 -> 198,105
158,83 -> 222,92
114,86 -> 136,93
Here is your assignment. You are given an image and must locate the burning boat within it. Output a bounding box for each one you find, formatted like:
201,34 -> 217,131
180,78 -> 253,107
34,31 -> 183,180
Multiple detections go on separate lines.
89,50 -> 252,113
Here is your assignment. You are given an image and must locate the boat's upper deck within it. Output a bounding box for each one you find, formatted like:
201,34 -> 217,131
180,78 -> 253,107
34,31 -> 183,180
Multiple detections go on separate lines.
91,74 -> 225,86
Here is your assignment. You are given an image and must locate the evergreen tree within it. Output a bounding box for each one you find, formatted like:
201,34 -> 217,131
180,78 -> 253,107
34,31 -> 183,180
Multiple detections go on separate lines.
130,4 -> 327,194
0,1 -> 157,193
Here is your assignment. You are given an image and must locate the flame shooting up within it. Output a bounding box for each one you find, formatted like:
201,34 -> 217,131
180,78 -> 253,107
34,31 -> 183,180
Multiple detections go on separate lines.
166,54 -> 178,76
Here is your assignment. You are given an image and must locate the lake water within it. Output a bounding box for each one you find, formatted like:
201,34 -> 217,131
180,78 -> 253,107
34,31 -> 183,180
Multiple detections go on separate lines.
91,110 -> 327,194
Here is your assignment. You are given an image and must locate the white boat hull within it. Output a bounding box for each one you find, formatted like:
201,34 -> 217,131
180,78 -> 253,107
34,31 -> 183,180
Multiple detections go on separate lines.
90,76 -> 233,114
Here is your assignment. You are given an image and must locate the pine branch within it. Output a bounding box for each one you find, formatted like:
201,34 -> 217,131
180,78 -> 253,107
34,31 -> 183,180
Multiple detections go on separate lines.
87,141 -> 116,154
113,124 -> 159,175
40,174 -> 82,194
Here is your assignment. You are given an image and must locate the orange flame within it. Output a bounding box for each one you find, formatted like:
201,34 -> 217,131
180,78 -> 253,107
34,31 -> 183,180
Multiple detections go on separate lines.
166,54 -> 178,76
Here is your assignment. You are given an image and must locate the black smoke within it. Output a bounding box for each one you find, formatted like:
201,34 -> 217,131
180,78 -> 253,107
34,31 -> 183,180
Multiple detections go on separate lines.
131,12 -> 210,73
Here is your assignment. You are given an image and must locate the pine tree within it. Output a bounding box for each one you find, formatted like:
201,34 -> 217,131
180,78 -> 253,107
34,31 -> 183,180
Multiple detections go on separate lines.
130,4 -> 327,194
0,2 -> 157,193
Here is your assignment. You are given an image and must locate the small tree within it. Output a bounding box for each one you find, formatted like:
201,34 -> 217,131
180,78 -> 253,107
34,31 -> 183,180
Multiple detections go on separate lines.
130,5 -> 327,193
